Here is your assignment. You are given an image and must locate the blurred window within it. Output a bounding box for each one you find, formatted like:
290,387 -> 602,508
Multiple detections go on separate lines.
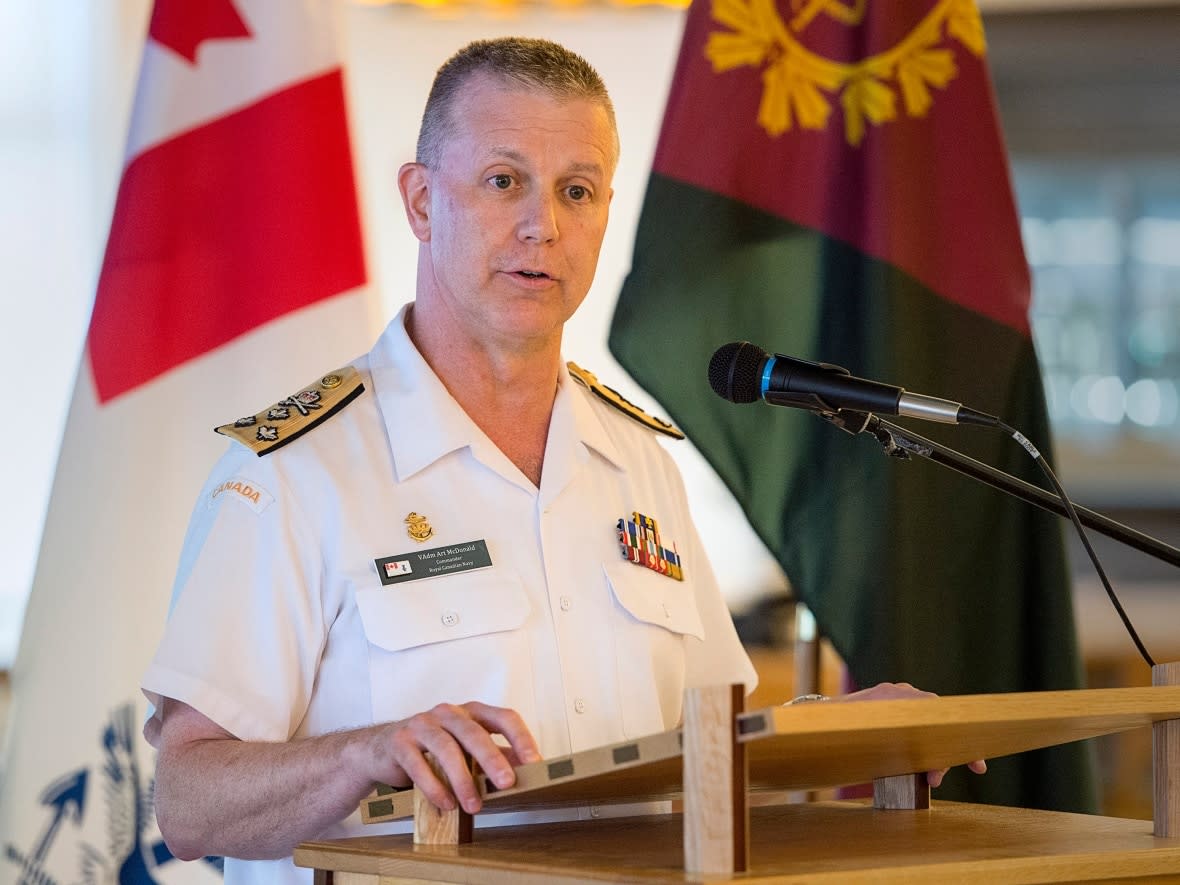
1018,162 -> 1180,439
987,6 -> 1180,505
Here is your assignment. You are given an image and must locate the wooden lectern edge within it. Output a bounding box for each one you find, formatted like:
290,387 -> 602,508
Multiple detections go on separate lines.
358,681 -> 1180,828
308,677 -> 1180,884
362,727 -> 687,823
746,685 -> 1180,737
1153,661 -> 1180,839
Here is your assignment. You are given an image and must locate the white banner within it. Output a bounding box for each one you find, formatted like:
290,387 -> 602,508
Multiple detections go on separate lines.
0,1 -> 378,881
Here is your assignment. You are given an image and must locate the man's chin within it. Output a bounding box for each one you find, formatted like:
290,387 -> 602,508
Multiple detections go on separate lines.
492,300 -> 577,339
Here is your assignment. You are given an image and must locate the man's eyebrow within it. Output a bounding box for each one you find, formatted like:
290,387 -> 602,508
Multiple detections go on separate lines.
566,161 -> 606,177
484,146 -> 526,164
483,147 -> 606,177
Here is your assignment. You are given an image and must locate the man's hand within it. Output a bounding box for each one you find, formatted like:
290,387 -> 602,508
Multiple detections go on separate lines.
375,701 -> 541,814
153,697 -> 541,860
832,681 -> 988,788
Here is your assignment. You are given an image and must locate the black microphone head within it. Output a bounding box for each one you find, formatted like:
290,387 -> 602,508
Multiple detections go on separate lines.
708,342 -> 768,404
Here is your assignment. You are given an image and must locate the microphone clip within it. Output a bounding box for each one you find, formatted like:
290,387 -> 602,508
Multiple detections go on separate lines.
816,409 -> 934,462
815,409 -> 874,437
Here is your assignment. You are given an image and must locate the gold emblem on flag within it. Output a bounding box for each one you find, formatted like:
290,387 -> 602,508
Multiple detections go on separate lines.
405,512 -> 434,543
705,0 -> 986,146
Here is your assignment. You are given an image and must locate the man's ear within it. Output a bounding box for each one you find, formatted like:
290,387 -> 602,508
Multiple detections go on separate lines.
397,162 -> 431,242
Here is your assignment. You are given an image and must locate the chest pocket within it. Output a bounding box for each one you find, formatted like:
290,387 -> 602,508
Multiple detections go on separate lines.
604,561 -> 705,639
356,570 -> 530,649
603,561 -> 704,737
355,570 -> 536,725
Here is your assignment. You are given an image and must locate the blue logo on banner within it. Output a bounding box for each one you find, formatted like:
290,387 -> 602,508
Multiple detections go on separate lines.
3,703 -> 222,883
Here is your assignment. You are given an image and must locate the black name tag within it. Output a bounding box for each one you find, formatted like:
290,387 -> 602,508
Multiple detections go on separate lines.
374,540 -> 492,586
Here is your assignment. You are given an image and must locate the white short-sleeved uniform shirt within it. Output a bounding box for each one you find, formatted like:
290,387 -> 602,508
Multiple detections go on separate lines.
142,305 -> 756,885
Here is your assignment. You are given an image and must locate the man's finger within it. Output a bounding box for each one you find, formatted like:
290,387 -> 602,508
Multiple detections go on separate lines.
464,702 -> 542,765
392,729 -> 460,812
394,711 -> 493,813
411,711 -> 509,812
425,704 -> 525,795
389,703 -> 541,814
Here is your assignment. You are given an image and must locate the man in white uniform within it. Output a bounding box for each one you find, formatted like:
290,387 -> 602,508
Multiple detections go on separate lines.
142,36 -> 979,885
142,37 -> 758,885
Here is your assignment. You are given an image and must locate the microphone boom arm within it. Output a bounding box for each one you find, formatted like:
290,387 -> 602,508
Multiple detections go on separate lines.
823,410 -> 1180,570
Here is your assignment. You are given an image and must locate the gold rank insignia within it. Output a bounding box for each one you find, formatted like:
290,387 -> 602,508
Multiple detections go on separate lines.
404,512 -> 434,543
616,512 -> 684,581
215,366 -> 365,456
567,362 -> 684,440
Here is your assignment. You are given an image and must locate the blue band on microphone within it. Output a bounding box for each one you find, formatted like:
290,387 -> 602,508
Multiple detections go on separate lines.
760,356 -> 776,401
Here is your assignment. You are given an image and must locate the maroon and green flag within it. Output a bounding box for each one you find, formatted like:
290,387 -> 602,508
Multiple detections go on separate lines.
610,0 -> 1096,811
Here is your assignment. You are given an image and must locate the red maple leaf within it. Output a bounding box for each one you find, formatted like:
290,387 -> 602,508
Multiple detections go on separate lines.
149,0 -> 252,65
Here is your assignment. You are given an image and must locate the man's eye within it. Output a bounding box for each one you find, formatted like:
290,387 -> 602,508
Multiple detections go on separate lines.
490,174 -> 513,189
567,185 -> 589,201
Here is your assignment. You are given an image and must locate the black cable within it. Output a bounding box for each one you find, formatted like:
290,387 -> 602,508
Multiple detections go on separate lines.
998,421 -> 1156,669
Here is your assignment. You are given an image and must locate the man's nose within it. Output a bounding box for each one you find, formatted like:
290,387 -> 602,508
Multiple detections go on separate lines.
517,189 -> 559,244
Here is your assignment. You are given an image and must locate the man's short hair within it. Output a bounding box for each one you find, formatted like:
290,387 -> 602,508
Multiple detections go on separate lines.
416,37 -> 619,169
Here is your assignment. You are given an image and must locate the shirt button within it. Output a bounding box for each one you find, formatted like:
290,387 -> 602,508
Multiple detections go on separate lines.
573,698 -> 586,714
559,595 -> 572,611
441,611 -> 459,627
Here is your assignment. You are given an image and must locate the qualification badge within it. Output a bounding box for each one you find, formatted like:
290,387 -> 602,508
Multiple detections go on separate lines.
616,512 -> 683,581
405,512 -> 434,543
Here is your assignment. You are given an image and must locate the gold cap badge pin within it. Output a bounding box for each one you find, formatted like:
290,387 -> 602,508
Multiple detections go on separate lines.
405,512 -> 434,543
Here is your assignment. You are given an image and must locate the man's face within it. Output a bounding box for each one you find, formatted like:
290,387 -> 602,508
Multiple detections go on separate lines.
407,73 -> 616,352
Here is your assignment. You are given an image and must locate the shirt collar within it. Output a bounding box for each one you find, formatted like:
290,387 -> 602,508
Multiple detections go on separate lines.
563,366 -> 626,472
367,304 -> 481,482
368,303 -> 626,482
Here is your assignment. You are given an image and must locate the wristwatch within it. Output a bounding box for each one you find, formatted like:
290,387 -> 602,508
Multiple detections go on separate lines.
783,693 -> 830,705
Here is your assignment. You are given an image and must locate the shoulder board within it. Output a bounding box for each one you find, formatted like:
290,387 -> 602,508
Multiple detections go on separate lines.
566,362 -> 684,440
215,366 -> 365,456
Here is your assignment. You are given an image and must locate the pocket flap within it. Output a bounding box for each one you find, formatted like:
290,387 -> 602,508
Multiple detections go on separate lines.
603,562 -> 705,640
356,570 -> 530,652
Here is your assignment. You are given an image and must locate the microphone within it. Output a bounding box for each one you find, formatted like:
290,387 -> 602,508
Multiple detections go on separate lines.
708,341 -> 999,427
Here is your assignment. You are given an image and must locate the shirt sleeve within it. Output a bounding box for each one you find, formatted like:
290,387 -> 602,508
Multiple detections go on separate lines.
142,446 -> 327,745
658,446 -> 760,696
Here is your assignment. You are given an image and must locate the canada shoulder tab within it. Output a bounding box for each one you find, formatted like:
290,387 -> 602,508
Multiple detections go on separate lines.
566,362 -> 684,440
215,366 -> 365,456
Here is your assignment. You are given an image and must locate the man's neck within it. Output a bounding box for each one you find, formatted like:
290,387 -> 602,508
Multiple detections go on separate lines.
406,304 -> 560,488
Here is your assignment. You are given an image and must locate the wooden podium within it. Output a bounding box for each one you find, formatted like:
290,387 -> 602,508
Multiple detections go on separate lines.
296,664 -> 1180,883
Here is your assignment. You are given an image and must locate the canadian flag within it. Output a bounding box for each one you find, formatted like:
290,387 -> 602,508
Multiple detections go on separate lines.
0,1 -> 377,881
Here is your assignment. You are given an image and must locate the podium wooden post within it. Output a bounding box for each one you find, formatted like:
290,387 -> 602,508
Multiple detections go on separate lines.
412,754 -> 473,845
1155,661 -> 1180,838
682,683 -> 748,874
872,773 -> 930,810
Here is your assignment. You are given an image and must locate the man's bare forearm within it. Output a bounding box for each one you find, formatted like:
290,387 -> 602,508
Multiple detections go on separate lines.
154,706 -> 396,860
152,697 -> 538,861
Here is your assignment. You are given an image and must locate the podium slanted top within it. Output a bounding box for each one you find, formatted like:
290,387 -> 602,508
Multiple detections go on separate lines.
360,684 -> 1180,824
